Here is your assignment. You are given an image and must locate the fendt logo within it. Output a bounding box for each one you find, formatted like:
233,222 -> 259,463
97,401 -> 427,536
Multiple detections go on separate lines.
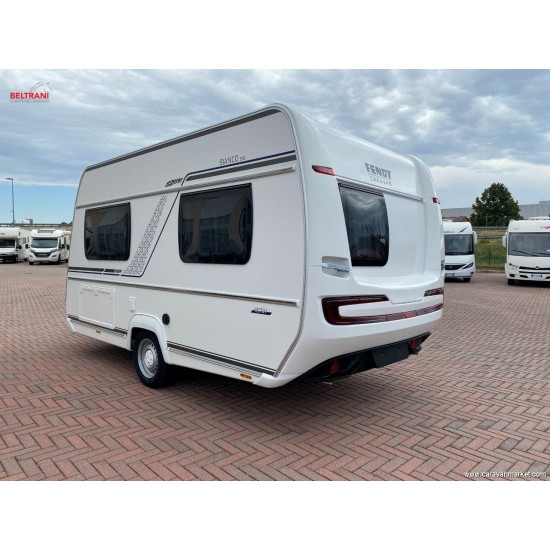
10,82 -> 53,103
365,162 -> 392,186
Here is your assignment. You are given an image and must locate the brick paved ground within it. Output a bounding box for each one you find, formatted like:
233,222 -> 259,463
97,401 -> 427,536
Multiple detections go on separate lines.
1,263 -> 549,480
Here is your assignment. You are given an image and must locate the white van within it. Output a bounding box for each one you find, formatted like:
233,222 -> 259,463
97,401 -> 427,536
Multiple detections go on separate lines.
442,220 -> 477,282
502,217 -> 550,285
66,103 -> 444,389
28,229 -> 71,265
0,227 -> 30,263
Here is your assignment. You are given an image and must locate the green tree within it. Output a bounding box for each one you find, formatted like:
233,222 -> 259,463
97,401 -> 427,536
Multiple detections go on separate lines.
470,182 -> 521,226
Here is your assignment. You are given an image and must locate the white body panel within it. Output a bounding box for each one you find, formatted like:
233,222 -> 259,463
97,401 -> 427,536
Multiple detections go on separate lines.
66,104 -> 444,388
0,227 -> 30,262
28,229 -> 71,264
503,218 -> 550,283
443,220 -> 476,281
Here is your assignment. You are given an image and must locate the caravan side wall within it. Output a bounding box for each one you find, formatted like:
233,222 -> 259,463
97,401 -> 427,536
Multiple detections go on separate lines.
67,110 -> 306,384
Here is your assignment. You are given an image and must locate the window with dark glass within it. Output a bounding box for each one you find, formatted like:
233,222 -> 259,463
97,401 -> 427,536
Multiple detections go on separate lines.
179,184 -> 253,264
339,184 -> 389,266
84,203 -> 131,260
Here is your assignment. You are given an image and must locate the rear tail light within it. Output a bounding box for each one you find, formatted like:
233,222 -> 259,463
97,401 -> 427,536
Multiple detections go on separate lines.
312,165 -> 335,176
322,290 -> 443,326
322,296 -> 389,325
424,288 -> 444,297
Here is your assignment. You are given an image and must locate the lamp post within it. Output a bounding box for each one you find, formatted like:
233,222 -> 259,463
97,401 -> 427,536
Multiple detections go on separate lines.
5,178 -> 14,225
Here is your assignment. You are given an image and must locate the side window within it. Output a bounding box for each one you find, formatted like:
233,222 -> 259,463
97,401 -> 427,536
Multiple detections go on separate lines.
84,203 -> 131,260
339,184 -> 389,266
179,184 -> 253,264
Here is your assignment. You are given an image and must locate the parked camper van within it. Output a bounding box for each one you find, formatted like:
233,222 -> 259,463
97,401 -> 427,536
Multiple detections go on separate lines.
502,217 -> 550,285
443,220 -> 477,282
28,229 -> 71,265
66,104 -> 444,389
0,227 -> 30,263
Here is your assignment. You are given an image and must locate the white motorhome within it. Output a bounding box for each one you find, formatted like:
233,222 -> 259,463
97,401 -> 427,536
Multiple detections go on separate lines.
502,217 -> 550,285
28,229 -> 71,265
66,103 -> 444,389
443,220 -> 477,282
0,227 -> 30,263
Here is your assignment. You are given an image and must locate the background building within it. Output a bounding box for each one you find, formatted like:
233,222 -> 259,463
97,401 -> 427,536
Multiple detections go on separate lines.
442,200 -> 550,222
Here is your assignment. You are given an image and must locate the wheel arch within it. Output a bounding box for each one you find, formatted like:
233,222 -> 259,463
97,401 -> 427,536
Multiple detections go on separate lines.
128,314 -> 169,362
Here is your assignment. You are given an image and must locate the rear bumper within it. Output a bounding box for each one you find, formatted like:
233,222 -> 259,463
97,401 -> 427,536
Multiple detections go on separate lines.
298,333 -> 430,382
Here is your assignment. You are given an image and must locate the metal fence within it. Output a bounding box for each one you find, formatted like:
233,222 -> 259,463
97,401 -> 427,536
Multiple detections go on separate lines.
475,239 -> 506,270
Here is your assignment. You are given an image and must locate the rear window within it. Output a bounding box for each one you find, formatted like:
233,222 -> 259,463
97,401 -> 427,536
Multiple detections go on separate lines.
339,184 -> 389,266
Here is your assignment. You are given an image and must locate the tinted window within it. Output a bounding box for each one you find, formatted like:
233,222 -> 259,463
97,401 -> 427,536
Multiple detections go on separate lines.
339,185 -> 389,266
179,184 -> 253,264
84,203 -> 131,260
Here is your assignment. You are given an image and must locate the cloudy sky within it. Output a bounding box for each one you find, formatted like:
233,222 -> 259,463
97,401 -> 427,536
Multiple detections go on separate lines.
2,5 -> 549,224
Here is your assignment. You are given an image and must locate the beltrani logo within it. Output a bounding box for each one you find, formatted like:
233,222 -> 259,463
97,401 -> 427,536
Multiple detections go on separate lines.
10,82 -> 53,103
365,163 -> 392,186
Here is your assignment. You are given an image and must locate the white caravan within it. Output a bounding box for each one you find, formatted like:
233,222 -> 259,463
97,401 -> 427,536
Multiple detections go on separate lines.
442,220 -> 477,282
0,227 -> 30,263
66,103 -> 444,389
502,217 -> 550,285
28,229 -> 71,265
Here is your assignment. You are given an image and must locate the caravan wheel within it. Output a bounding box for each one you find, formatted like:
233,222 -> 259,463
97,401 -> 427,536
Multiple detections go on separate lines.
134,332 -> 170,388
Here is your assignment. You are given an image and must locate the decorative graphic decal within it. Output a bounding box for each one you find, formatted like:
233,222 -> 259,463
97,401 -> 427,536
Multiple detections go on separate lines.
251,307 -> 272,316
122,195 -> 168,276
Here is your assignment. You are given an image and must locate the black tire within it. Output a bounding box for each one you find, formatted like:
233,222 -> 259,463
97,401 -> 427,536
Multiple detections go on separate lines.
29,261 -> 34,265
507,278 -> 515,286
133,331 -> 170,388
463,278 -> 471,283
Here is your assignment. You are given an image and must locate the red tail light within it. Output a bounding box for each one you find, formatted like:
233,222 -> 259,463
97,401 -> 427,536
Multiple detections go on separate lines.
312,165 -> 335,176
424,288 -> 444,297
322,292 -> 443,326
322,296 -> 389,325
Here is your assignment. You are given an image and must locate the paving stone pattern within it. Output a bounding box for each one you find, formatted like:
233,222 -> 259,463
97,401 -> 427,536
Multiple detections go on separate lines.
1,263 -> 549,480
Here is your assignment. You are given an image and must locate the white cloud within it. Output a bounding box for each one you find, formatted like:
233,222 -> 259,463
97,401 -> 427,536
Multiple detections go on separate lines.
2,69 -> 550,221
432,158 -> 550,208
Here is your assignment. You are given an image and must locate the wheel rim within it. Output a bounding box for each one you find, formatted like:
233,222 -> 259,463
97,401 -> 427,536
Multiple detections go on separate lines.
138,338 -> 158,378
